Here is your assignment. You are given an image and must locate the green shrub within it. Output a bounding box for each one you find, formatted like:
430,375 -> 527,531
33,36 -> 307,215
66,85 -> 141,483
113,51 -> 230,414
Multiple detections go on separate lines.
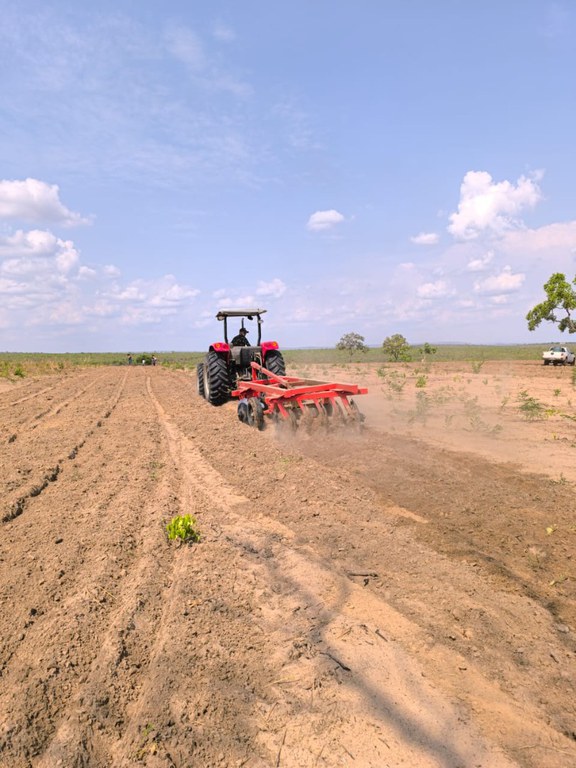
517,390 -> 545,421
166,514 -> 201,543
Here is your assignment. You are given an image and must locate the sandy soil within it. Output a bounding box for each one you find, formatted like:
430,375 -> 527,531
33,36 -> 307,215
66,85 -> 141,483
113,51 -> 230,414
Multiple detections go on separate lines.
0,361 -> 575,768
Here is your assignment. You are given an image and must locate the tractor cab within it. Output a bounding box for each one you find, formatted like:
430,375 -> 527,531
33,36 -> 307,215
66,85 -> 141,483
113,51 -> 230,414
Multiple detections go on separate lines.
198,308 -> 286,405
216,308 -> 265,348
216,308 -> 267,377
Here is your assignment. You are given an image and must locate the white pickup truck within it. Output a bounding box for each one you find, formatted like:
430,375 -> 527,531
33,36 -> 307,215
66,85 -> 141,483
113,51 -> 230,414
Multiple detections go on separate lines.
542,345 -> 576,366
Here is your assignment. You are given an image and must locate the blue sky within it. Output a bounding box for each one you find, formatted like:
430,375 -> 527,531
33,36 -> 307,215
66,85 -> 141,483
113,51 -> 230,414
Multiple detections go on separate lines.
1,0 -> 576,352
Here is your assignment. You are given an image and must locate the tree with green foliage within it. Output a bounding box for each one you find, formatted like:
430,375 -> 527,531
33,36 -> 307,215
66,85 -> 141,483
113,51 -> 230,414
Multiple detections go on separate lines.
418,342 -> 437,361
526,273 -> 576,334
336,332 -> 369,359
382,333 -> 411,362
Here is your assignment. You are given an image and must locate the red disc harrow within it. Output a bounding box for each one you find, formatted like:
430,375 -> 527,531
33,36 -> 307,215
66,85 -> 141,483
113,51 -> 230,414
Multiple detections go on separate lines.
232,362 -> 368,430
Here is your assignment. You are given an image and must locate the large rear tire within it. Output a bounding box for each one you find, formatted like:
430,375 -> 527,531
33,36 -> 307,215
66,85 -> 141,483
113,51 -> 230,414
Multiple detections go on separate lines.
203,351 -> 230,405
196,362 -> 205,398
265,350 -> 286,377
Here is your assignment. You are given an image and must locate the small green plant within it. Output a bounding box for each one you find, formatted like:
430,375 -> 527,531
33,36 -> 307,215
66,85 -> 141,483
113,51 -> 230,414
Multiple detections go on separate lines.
386,371 -> 406,393
415,374 -> 428,388
13,365 -> 25,378
517,390 -> 545,421
471,360 -> 485,373
553,388 -> 561,397
408,391 -> 429,424
166,514 -> 201,543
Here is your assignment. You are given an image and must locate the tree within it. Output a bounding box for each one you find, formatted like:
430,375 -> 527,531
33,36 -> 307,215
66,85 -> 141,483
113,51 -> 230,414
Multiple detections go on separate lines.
418,342 -> 437,361
382,334 -> 411,362
336,332 -> 369,359
526,273 -> 576,334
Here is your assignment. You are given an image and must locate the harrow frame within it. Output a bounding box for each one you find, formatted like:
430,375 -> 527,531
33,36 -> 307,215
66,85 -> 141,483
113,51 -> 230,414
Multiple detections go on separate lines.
232,362 -> 368,429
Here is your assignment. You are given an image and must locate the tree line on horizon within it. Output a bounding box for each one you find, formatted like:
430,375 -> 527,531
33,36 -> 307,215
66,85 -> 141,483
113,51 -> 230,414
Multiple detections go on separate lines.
336,271 -> 576,362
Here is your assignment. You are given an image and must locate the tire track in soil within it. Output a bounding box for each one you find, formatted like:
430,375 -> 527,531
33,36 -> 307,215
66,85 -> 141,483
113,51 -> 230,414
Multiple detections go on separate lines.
0,381 -> 61,410
2,371 -> 108,440
1,371 -> 128,524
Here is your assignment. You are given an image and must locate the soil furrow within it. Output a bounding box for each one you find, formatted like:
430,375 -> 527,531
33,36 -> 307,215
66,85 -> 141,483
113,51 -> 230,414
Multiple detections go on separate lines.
1,372 -> 128,522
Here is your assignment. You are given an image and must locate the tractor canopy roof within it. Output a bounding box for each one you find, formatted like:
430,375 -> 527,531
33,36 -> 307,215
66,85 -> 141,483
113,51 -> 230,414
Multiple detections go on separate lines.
216,308 -> 267,321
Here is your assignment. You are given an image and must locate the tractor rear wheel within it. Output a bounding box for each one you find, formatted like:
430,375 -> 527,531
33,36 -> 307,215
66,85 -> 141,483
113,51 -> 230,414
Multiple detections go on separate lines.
265,350 -> 286,377
203,351 -> 230,405
196,362 -> 205,398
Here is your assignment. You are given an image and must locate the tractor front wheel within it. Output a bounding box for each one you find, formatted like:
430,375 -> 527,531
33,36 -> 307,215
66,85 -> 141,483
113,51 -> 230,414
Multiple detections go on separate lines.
203,351 -> 230,405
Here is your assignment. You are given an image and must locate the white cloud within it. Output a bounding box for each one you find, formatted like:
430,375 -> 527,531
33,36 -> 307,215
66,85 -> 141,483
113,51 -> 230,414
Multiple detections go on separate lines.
416,280 -> 452,299
256,278 -> 286,298
78,266 -> 97,279
411,232 -> 439,245
0,229 -> 79,276
148,278 -> 200,307
307,209 -> 345,232
55,240 -> 79,273
473,266 -> 525,294
467,250 -> 494,272
500,221 -> 576,253
0,179 -> 92,227
448,171 -> 542,240
0,229 -> 58,256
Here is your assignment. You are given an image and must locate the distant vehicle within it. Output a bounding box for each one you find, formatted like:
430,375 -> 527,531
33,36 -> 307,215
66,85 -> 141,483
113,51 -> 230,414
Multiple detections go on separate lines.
542,345 -> 576,366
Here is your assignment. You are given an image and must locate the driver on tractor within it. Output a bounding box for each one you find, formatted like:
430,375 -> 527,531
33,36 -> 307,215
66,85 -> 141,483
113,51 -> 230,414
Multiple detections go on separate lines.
231,327 -> 250,347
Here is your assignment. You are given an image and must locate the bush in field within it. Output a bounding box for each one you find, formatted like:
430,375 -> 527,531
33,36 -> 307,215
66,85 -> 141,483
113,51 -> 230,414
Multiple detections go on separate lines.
166,514 -> 201,543
382,334 -> 411,362
135,354 -> 154,366
517,390 -> 545,421
418,342 -> 437,361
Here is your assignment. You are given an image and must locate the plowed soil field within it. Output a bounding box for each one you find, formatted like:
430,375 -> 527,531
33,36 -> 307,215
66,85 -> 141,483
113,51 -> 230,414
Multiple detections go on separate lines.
0,361 -> 575,768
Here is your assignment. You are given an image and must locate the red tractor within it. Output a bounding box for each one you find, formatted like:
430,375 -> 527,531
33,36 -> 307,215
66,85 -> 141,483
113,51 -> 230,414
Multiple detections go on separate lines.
197,308 -> 286,405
